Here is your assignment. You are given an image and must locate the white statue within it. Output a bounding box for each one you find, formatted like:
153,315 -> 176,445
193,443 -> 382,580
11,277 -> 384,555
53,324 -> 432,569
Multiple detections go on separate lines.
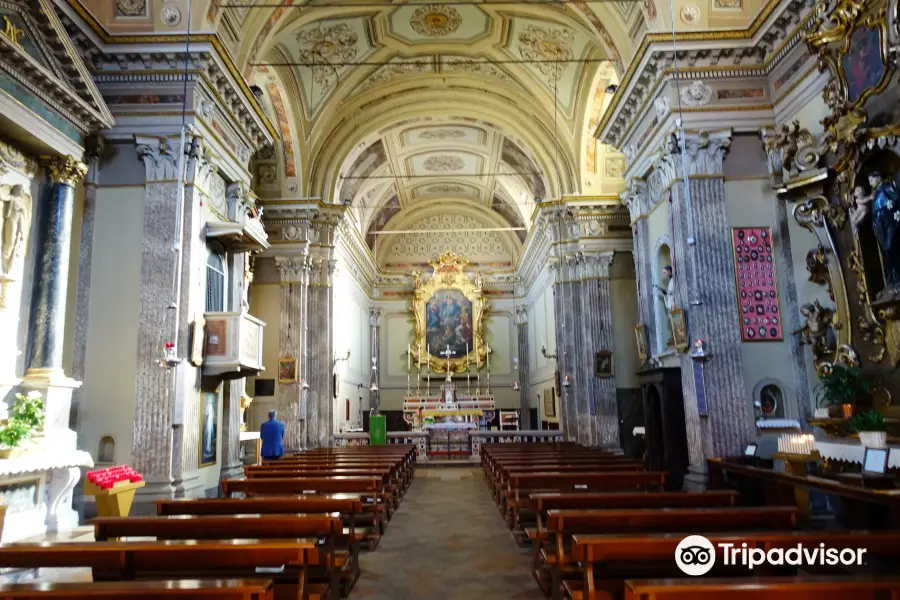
680,80 -> 712,106
0,184 -> 31,278
658,265 -> 676,311
850,185 -> 873,235
241,255 -> 254,312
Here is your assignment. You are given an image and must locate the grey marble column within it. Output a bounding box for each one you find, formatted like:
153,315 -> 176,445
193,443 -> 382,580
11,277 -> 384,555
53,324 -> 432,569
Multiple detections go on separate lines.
550,256 -> 580,442
623,181 -> 654,334
515,306 -> 531,430
665,132 -> 751,482
274,254 -> 308,452
26,156 -> 87,375
581,253 -> 619,447
70,136 -> 104,432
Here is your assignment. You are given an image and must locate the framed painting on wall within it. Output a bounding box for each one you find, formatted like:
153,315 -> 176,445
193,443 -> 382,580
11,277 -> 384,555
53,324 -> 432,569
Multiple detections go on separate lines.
199,392 -> 218,467
595,350 -> 614,378
669,307 -> 689,351
543,387 -> 557,418
278,357 -> 297,383
634,323 -> 649,360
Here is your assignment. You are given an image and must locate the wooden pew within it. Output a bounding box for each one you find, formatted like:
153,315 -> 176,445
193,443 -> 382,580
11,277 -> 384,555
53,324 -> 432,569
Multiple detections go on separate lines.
505,471 -> 667,535
490,462 -> 645,505
91,515 -> 346,599
241,469 -> 401,515
0,579 -> 275,599
0,540 -> 319,600
623,576 -> 900,600
541,506 -> 798,600
219,478 -> 386,548
570,530 -> 900,600
527,491 -> 739,559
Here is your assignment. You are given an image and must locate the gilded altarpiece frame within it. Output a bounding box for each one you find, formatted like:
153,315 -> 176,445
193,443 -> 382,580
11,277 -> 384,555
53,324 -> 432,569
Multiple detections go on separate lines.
803,0 -> 900,391
411,252 -> 489,374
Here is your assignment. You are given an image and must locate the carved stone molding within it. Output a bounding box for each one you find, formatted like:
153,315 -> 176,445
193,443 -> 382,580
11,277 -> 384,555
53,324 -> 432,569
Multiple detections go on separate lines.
581,252 -> 615,279
274,254 -> 309,284
0,140 -> 38,179
135,136 -> 181,182
41,155 -> 88,186
759,122 -> 829,186
369,307 -> 382,327
621,179 -> 648,221
515,305 -> 528,325
646,130 -> 732,202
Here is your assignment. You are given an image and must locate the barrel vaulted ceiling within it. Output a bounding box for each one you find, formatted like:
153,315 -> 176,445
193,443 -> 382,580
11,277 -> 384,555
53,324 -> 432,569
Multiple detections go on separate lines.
236,1 -> 634,266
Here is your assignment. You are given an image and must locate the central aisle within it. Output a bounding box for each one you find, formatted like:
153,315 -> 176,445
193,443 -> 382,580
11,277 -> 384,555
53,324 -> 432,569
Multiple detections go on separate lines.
353,467 -> 546,600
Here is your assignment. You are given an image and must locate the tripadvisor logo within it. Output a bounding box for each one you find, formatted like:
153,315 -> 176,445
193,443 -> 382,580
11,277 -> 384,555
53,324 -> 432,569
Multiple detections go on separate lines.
675,535 -> 868,576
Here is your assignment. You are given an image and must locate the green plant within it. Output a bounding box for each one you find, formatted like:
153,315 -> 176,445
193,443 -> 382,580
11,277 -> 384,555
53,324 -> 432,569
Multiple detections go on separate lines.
849,410 -> 887,432
814,364 -> 871,407
0,392 -> 44,449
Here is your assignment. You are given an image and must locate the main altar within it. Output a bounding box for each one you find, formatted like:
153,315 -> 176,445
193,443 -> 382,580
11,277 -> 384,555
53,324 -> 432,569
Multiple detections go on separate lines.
403,253 -> 496,458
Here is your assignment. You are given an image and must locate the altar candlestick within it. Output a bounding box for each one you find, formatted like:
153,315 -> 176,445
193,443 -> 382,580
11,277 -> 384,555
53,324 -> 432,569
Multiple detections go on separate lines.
407,344 -> 411,370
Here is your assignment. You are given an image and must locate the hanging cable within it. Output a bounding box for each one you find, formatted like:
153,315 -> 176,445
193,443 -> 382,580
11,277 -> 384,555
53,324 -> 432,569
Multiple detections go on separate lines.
667,0 -> 696,247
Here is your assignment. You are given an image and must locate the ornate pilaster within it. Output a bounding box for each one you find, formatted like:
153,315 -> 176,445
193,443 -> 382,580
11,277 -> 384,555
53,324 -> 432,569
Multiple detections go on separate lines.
580,252 -> 618,447
220,252 -> 247,481
129,135 -> 203,499
304,256 -> 336,449
70,135 -> 105,433
274,252 -> 309,452
664,130 -> 750,486
623,180 -> 653,330
515,305 -> 531,429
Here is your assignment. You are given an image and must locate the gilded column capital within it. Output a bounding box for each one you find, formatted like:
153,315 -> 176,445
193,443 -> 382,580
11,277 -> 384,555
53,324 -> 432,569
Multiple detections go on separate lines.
41,155 -> 87,186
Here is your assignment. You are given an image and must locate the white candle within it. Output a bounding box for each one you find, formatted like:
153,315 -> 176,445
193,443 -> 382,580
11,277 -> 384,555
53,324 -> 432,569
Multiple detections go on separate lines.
418,344 -> 421,368
486,344 -> 490,369
408,344 -> 411,370
466,343 -> 469,365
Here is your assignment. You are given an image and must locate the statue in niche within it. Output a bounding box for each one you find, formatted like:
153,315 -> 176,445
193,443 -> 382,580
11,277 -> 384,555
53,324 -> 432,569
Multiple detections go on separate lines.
850,184 -> 874,235
868,171 -> 900,297
655,265 -> 676,347
794,299 -> 836,360
0,184 -> 31,309
657,265 -> 676,311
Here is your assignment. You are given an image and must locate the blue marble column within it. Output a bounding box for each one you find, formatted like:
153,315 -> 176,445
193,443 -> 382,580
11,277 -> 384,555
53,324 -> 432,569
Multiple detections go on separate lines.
26,156 -> 87,375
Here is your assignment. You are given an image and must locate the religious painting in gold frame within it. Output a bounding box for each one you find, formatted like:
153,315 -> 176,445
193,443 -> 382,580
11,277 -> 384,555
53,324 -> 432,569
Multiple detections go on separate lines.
669,307 -> 689,352
411,252 -> 488,373
634,323 -> 649,360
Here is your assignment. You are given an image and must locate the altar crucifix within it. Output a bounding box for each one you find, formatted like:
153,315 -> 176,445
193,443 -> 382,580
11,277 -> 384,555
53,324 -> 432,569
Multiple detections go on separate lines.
440,345 -> 454,383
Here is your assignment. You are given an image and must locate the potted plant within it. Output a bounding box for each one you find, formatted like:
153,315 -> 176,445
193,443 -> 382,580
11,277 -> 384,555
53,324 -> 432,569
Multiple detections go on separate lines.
814,364 -> 871,419
0,391 -> 45,459
850,410 -> 888,448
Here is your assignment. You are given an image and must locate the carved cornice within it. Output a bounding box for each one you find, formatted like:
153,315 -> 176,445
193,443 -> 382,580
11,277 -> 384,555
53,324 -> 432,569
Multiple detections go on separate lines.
0,140 -> 38,178
58,4 -> 276,148
41,155 -> 87,186
597,0 -> 818,148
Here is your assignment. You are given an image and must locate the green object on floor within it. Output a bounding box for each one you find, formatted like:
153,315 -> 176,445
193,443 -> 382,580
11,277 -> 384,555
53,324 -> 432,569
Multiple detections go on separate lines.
370,415 -> 386,445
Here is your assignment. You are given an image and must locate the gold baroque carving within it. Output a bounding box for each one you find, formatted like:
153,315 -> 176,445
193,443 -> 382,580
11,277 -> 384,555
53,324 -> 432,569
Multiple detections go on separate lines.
410,252 -> 489,373
806,244 -> 834,300
41,155 -> 87,186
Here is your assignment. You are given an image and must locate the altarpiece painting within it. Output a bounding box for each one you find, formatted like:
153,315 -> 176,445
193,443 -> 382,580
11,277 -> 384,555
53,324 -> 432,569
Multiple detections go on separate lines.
411,252 -> 488,373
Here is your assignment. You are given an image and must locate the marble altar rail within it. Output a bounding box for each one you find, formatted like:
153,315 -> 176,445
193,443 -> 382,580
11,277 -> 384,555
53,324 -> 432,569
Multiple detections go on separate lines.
333,430 -> 564,461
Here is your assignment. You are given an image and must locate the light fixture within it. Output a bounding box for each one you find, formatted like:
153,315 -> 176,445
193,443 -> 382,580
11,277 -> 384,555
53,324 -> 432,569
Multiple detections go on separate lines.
562,375 -> 571,388
301,378 -> 310,390
370,382 -> 379,392
690,339 -> 710,362
513,380 -> 521,391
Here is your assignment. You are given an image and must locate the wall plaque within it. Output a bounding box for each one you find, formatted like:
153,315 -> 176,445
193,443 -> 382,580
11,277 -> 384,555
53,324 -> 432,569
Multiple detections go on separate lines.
731,227 -> 783,341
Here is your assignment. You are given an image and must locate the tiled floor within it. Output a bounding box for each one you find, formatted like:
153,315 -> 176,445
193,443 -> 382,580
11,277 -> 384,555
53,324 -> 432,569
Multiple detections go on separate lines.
4,468 -> 545,598
352,468 -> 545,599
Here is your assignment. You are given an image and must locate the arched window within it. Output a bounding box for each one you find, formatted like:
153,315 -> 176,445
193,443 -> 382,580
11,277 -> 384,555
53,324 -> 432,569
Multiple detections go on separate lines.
206,252 -> 226,312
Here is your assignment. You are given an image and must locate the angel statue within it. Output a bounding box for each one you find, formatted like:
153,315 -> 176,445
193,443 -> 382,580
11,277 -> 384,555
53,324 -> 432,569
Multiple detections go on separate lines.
869,171 -> 900,296
0,184 -> 31,279
794,300 -> 836,360
849,185 -> 873,235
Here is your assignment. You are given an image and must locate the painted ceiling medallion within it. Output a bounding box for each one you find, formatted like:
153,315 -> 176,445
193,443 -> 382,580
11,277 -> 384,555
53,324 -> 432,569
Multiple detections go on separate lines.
410,5 -> 462,37
517,25 -> 575,83
116,0 -> 147,17
680,4 -> 701,25
296,24 -> 359,86
418,129 -> 467,141
423,155 -> 465,172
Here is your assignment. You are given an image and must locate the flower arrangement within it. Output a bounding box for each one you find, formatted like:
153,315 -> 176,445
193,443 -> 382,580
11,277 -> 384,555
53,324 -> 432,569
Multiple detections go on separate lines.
85,465 -> 144,490
0,391 -> 44,454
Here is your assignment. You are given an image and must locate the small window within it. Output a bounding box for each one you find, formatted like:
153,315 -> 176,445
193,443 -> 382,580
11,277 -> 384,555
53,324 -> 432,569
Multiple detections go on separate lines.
206,253 -> 226,312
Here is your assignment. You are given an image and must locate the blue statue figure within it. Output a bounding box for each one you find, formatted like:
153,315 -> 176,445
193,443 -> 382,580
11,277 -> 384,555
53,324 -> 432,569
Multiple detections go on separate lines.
870,171 -> 900,293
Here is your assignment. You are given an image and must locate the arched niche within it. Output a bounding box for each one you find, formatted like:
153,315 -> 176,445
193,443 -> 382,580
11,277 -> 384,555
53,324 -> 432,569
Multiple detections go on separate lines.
852,149 -> 900,302
98,435 -> 116,464
751,378 -> 787,419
